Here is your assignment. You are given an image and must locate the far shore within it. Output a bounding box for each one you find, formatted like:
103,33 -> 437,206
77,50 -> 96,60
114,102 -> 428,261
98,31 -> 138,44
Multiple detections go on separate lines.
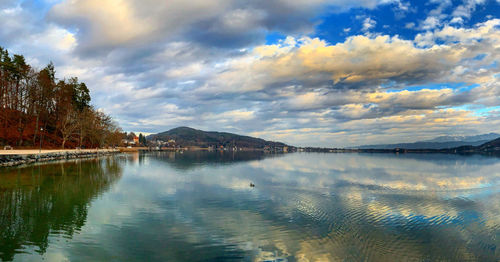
0,146 -> 272,156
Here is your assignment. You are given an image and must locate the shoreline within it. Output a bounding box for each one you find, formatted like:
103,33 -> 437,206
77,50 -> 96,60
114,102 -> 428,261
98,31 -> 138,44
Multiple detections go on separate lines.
0,149 -> 119,167
2,148 -> 499,168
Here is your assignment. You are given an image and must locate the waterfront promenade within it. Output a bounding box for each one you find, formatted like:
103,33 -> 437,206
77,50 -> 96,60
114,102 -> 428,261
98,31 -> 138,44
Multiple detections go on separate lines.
0,149 -> 118,155
0,149 -> 119,167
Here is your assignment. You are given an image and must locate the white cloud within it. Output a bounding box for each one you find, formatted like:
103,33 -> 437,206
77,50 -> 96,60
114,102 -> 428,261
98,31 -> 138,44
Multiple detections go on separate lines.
203,110 -> 256,123
32,25 -> 76,51
405,22 -> 415,29
362,17 -> 377,31
420,16 -> 441,30
202,23 -> 498,95
452,0 -> 486,19
450,17 -> 464,24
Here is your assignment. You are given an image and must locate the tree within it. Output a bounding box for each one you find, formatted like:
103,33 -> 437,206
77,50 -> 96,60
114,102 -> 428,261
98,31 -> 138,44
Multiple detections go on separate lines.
0,47 -> 122,148
69,78 -> 90,111
32,62 -> 56,147
76,107 -> 93,148
139,133 -> 145,146
127,132 -> 136,140
59,106 -> 79,149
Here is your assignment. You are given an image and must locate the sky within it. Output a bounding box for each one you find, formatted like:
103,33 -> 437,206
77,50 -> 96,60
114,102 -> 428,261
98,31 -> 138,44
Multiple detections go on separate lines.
1,0 -> 499,147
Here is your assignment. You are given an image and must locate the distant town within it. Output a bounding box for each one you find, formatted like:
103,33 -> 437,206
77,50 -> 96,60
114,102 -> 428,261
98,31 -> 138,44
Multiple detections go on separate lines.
118,127 -> 500,156
123,131 -> 293,153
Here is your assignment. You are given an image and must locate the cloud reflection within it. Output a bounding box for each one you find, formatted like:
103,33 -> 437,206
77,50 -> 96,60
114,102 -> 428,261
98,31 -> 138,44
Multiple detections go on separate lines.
59,152 -> 499,261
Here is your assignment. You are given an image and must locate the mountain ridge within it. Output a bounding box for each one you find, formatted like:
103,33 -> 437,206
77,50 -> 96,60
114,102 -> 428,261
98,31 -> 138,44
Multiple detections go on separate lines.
424,133 -> 500,143
147,126 -> 290,149
357,133 -> 500,150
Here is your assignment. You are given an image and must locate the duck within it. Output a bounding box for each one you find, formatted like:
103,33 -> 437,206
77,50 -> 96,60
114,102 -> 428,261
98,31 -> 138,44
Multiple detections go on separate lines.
249,183 -> 255,188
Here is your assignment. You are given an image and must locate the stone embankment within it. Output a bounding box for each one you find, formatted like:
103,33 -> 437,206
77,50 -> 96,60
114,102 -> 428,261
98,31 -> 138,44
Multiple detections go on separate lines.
0,149 -> 119,167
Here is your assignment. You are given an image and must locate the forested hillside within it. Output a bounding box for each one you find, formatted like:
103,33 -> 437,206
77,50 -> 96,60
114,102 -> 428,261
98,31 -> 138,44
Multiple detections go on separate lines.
0,47 -> 123,148
148,126 -> 289,149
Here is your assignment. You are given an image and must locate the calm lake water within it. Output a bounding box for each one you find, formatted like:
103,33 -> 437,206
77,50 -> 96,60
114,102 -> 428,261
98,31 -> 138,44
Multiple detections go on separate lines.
0,151 -> 499,261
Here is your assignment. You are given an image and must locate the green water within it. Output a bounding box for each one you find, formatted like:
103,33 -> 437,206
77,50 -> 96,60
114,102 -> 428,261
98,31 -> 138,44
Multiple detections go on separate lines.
0,152 -> 499,261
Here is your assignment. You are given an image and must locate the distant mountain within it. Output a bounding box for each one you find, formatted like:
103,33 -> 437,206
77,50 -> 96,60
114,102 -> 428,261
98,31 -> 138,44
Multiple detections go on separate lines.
479,137 -> 500,149
357,133 -> 500,150
425,133 -> 500,143
452,137 -> 500,154
147,127 -> 290,149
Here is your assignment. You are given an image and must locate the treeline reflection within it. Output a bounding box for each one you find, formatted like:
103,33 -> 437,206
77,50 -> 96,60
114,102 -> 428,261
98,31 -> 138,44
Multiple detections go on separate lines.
141,150 -> 282,170
0,157 -> 122,261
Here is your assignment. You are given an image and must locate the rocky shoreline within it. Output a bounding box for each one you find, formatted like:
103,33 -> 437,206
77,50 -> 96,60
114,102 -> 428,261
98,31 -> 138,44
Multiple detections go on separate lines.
0,149 -> 119,167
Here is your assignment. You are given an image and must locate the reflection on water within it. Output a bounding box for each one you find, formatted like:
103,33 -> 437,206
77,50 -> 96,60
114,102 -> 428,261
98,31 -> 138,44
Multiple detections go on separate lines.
143,150 -> 280,170
0,158 -> 123,261
0,152 -> 499,261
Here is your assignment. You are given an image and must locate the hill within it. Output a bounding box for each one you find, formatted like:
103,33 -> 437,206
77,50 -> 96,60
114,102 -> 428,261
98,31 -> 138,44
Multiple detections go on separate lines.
147,127 -> 290,149
453,137 -> 500,153
481,137 -> 500,148
357,133 -> 500,150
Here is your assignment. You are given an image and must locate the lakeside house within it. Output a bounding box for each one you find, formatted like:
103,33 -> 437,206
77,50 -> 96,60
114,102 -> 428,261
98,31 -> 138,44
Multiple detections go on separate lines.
122,135 -> 139,146
149,139 -> 176,148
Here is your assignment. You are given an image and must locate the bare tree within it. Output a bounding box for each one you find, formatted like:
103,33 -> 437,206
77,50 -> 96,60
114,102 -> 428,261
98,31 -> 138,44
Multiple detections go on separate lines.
59,106 -> 79,149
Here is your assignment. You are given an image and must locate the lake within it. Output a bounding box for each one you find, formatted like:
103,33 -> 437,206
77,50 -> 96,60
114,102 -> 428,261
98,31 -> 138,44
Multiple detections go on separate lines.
0,151 -> 499,261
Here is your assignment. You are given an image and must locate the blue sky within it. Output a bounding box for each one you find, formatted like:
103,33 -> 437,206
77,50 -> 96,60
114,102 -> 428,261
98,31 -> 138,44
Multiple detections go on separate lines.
1,0 -> 499,147
317,0 -> 500,41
